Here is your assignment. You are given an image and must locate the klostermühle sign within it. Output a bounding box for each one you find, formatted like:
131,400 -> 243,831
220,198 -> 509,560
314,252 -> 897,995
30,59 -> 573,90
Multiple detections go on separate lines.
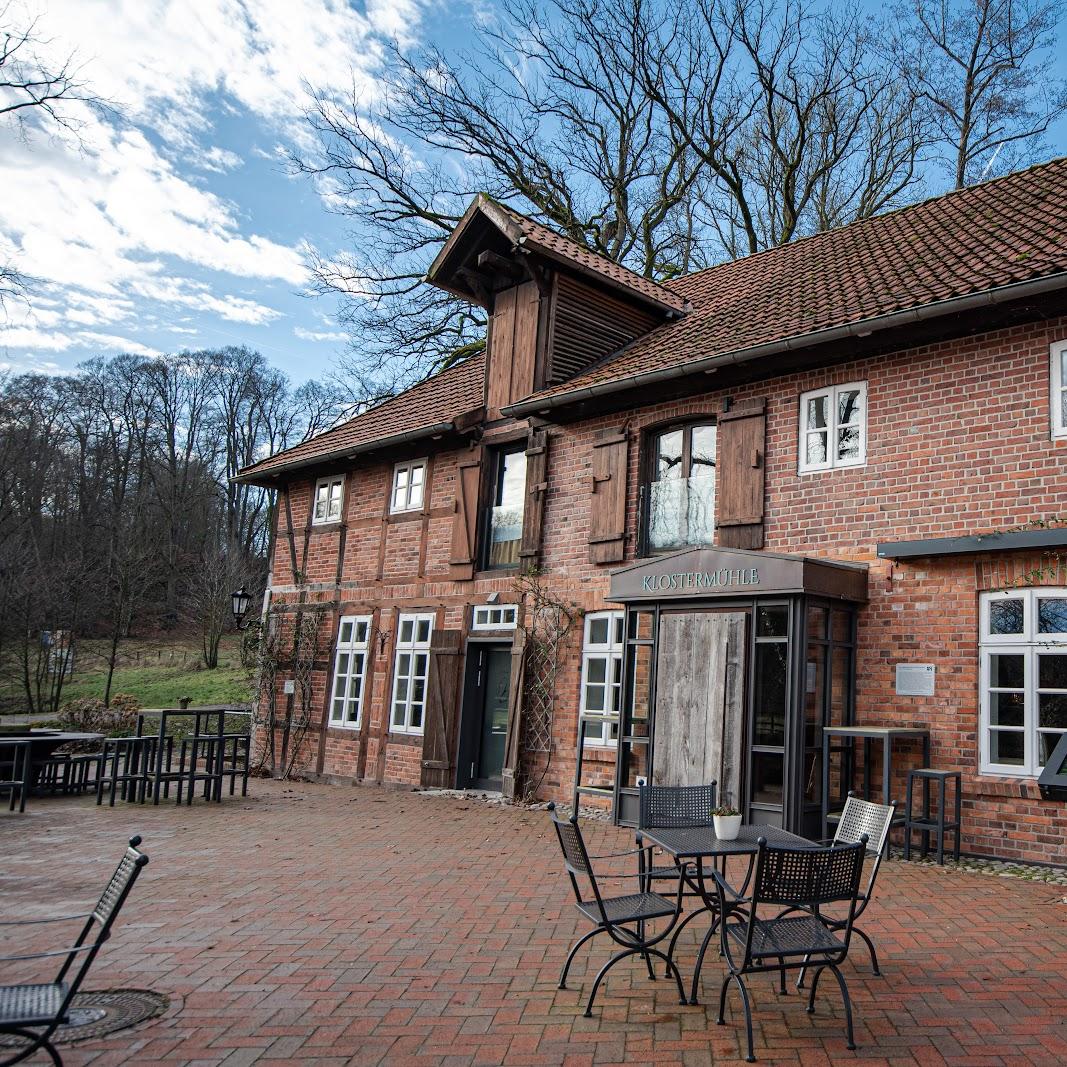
641,567 -> 761,593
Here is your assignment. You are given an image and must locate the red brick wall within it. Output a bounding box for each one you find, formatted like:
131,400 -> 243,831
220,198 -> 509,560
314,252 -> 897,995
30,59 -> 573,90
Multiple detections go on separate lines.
261,314 -> 1067,864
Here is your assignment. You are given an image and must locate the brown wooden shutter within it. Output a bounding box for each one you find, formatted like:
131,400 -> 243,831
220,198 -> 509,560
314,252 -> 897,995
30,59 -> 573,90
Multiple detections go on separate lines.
450,448 -> 483,580
420,629 -> 463,788
716,399 -> 766,550
518,429 -> 550,566
588,427 -> 629,564
500,628 -> 527,801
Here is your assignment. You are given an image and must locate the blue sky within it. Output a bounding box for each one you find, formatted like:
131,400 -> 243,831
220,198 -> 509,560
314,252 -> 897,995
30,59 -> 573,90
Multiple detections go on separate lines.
1,0 -> 1064,386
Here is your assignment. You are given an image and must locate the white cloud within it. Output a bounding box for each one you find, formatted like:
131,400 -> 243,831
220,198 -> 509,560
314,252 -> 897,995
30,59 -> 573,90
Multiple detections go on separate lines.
0,327 -> 75,351
78,331 -> 162,357
294,325 -> 347,342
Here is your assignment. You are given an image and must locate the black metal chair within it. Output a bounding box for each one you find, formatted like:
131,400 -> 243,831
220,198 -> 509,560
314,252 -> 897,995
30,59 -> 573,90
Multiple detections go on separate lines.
549,804 -> 689,1017
218,733 -> 251,797
796,793 -> 896,986
636,783 -> 719,962
713,837 -> 868,1063
0,836 -> 149,1066
95,738 -> 157,806
0,742 -> 31,813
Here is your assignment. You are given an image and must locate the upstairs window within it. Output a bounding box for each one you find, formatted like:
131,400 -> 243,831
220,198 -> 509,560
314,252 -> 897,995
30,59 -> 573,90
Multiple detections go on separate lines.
391,459 -> 427,513
483,444 -> 527,569
312,476 -> 344,524
980,588 -> 1067,776
329,615 -> 371,729
1051,339 -> 1067,439
579,612 -> 624,747
644,422 -> 716,552
799,382 -> 867,473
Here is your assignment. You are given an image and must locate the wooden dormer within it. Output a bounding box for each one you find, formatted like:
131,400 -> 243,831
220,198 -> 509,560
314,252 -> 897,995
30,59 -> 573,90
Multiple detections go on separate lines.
426,195 -> 687,420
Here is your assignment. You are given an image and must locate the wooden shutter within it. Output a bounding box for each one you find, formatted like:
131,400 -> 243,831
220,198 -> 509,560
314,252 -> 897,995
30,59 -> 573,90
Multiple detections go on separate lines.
420,629 -> 463,788
716,399 -> 766,550
450,448 -> 483,580
518,429 -> 550,565
588,427 -> 629,564
500,628 -> 528,801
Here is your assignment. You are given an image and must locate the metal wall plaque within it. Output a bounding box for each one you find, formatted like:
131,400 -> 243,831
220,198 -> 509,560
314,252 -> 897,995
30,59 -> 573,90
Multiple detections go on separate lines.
895,663 -> 935,697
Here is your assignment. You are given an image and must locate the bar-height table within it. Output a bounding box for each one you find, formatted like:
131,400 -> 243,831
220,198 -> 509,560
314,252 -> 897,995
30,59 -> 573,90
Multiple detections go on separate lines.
136,707 -> 229,805
820,726 -> 930,843
638,823 -> 817,1003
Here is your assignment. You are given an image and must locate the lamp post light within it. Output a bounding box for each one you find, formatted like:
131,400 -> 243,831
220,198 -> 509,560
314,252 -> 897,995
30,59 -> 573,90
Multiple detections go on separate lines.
231,586 -> 254,630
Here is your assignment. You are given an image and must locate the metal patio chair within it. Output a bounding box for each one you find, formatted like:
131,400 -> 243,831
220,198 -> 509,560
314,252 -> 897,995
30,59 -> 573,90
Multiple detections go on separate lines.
549,804 -> 689,1018
0,741 -> 31,814
0,835 -> 149,1066
795,792 -> 896,986
713,836 -> 868,1063
636,783 -> 718,959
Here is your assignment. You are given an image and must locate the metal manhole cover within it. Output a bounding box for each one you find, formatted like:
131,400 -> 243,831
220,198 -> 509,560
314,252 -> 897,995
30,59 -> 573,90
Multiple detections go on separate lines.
0,989 -> 168,1048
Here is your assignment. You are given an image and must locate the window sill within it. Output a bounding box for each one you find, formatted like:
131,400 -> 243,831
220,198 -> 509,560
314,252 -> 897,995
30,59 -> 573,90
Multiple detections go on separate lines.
388,730 -> 424,744
797,462 -> 866,478
971,773 -> 1042,800
327,722 -> 361,732
310,520 -> 344,531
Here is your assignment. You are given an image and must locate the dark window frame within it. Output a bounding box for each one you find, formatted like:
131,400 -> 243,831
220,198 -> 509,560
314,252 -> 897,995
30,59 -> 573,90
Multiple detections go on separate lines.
480,441 -> 528,572
638,417 -> 718,557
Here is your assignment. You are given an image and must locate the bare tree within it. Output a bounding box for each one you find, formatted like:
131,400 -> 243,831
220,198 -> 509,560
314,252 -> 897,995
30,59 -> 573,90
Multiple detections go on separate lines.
893,0 -> 1067,188
294,0 -> 704,393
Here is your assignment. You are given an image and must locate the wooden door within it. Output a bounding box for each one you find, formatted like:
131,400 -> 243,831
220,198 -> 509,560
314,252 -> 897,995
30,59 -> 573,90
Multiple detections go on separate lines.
652,611 -> 746,809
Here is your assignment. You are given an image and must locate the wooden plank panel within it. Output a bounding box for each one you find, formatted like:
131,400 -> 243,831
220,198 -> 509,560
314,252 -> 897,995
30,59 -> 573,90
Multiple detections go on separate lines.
519,429 -> 549,564
449,450 -> 483,580
717,400 -> 766,550
487,286 -> 517,418
420,630 -> 463,788
653,612 -> 746,807
510,280 -> 540,404
587,427 -> 628,564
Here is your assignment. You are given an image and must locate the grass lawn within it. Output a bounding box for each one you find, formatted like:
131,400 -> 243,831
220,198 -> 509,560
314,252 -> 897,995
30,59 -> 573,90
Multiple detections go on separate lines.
0,634 -> 253,715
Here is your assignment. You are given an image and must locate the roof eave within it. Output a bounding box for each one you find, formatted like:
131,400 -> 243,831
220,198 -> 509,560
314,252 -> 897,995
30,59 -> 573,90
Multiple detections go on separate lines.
502,271 -> 1067,419
231,419 -> 461,488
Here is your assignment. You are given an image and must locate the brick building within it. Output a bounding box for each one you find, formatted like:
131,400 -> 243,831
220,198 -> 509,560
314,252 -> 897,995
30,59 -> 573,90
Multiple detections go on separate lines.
236,160 -> 1067,864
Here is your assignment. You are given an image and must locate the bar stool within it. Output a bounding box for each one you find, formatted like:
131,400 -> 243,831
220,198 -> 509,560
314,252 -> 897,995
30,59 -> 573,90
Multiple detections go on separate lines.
904,769 -> 962,864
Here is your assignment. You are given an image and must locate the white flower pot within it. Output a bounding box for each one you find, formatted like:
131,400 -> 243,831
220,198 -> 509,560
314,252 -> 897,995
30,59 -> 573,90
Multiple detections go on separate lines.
714,814 -> 742,841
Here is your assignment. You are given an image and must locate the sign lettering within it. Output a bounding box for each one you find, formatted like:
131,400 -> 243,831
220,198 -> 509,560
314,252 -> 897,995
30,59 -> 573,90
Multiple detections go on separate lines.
640,567 -> 760,593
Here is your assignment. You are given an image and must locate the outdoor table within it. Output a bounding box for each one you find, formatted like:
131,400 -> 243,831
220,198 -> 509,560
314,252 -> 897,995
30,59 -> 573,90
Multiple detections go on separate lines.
638,823 -> 817,1003
1,729 -> 104,786
821,726 -> 930,843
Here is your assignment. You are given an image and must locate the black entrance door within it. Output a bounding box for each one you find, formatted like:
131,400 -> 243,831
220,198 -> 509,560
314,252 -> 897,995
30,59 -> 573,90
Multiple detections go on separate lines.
458,644 -> 512,789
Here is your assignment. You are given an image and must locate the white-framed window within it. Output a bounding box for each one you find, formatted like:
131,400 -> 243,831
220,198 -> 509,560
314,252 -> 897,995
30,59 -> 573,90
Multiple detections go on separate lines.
798,381 -> 867,473
391,612 -> 434,734
312,475 -> 344,524
579,611 -> 624,747
1050,339 -> 1067,439
391,459 -> 427,514
472,604 -> 518,631
329,615 -> 372,729
980,588 -> 1067,776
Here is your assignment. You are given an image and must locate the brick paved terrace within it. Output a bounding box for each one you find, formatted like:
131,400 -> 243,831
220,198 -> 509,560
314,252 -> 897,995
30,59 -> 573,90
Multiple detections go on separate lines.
1,780 -> 1065,1066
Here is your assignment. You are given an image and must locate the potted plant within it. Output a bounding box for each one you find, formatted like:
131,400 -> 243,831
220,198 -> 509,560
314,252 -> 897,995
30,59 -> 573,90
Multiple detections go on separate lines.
712,806 -> 742,841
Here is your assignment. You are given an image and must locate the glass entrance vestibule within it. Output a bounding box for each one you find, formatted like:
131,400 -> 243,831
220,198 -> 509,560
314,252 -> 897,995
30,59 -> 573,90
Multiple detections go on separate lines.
607,547 -> 868,838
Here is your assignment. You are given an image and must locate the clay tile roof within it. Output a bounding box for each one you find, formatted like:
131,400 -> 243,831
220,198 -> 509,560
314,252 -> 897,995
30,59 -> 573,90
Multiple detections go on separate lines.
234,352 -> 485,484
508,158 -> 1067,412
479,198 -> 687,313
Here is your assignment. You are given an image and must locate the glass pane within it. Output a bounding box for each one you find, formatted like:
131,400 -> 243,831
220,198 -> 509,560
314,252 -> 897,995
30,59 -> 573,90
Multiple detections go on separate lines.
416,619 -> 431,643
589,616 -> 609,645
989,691 -> 1024,727
1038,598 -> 1067,633
398,652 -> 410,675
336,653 -> 350,676
756,606 -> 788,638
414,652 -> 427,676
395,677 -> 409,702
392,703 -> 405,726
804,643 -> 826,748
989,599 -> 1024,635
1039,654 -> 1067,689
691,424 -> 716,466
628,644 -> 653,726
837,425 -> 860,461
587,658 -> 607,684
339,621 -> 353,644
806,395 -> 828,430
831,609 -> 851,644
584,685 -> 605,712
331,699 -> 343,721
989,730 -> 1024,765
629,611 -> 654,641
1038,694 -> 1067,729
830,646 -> 851,726
655,429 -> 684,480
624,741 -> 649,788
411,704 -> 423,729
412,678 -> 425,703
1062,387 -> 1067,430
410,463 -> 424,487
753,643 -> 788,746
647,477 -> 687,550
686,469 -> 715,545
837,388 -> 861,425
989,653 -> 1024,689
355,622 -> 368,643
612,615 -> 625,644
409,480 -> 424,509
804,750 -> 822,805
400,619 -> 413,643
806,431 -> 828,466
807,604 -> 828,641
1038,731 -> 1067,767
751,752 -> 784,805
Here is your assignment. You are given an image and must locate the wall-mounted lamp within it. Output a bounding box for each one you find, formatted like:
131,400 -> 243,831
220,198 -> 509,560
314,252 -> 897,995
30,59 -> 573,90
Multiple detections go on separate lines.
231,586 -> 254,630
